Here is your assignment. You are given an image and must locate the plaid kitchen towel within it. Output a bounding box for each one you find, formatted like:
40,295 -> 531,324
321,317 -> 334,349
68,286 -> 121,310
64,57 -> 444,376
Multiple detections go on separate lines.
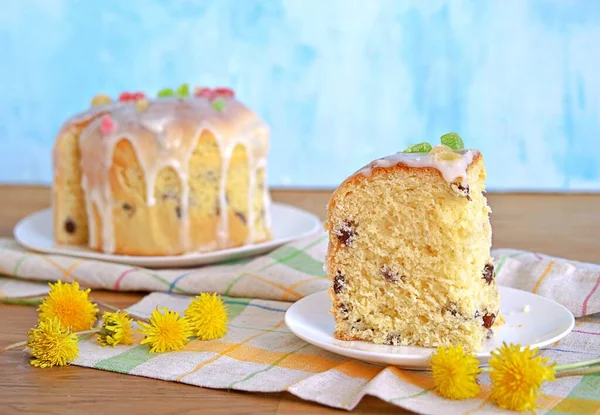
1,233 -> 599,414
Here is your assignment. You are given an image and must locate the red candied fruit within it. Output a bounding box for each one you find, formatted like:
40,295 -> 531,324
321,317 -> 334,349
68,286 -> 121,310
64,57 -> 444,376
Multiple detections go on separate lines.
214,87 -> 235,98
194,87 -> 235,100
119,91 -> 146,102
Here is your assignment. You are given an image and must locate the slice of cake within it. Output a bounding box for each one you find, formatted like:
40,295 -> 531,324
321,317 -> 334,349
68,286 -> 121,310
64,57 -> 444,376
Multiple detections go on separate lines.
324,134 -> 501,351
52,85 -> 271,256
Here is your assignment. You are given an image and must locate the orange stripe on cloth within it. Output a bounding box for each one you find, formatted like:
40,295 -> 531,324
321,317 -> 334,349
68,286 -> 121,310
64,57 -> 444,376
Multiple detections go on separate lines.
243,274 -> 303,300
551,397 -> 600,414
532,261 -> 555,293
334,361 -> 382,381
462,398 -> 490,415
184,340 -> 342,373
389,367 -> 434,389
176,321 -> 286,381
280,276 -> 324,301
41,257 -> 83,283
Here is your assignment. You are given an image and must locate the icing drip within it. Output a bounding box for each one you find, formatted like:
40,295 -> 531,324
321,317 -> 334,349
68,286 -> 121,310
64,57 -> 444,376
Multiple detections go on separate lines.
75,96 -> 269,254
356,149 -> 477,183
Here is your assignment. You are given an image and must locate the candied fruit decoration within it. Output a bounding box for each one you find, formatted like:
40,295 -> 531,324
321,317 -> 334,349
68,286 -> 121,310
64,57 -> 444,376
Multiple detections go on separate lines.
157,88 -> 175,98
122,202 -> 135,217
132,92 -> 146,100
334,220 -> 356,247
482,312 -> 496,329
429,144 -> 453,154
446,302 -> 459,316
64,218 -> 76,234
90,93 -> 112,107
235,211 -> 247,224
211,97 -> 226,112
482,263 -> 495,285
434,151 -> 462,162
214,87 -> 235,98
135,99 -> 149,112
386,334 -> 401,345
195,87 -> 216,99
177,83 -> 190,98
450,180 -> 471,200
403,142 -> 432,153
381,265 -> 404,283
333,271 -> 345,294
118,92 -> 133,102
100,115 -> 115,135
440,132 -> 464,150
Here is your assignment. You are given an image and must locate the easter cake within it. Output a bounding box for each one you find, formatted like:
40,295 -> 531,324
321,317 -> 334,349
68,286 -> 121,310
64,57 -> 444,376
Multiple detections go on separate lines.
52,85 -> 271,256
324,134 -> 501,351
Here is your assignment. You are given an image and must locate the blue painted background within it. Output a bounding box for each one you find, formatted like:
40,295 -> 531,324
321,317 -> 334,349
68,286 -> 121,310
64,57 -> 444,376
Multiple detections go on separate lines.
1,0 -> 600,190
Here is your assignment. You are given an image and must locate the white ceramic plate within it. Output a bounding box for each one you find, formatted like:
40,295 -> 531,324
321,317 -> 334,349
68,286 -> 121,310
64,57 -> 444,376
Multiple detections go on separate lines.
285,286 -> 574,368
14,203 -> 322,268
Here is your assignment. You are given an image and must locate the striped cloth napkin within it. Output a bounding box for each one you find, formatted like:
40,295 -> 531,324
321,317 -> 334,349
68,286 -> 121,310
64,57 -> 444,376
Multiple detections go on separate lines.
1,234 -> 599,414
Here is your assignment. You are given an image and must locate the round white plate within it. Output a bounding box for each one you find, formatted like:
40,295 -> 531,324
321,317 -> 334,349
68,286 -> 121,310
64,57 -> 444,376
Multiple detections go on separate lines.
14,203 -> 321,268
285,286 -> 574,368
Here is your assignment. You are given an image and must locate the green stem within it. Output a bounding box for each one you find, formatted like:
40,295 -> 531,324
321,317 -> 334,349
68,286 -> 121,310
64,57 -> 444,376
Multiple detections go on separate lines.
95,301 -> 149,323
555,366 -> 600,378
555,358 -> 600,372
0,297 -> 44,306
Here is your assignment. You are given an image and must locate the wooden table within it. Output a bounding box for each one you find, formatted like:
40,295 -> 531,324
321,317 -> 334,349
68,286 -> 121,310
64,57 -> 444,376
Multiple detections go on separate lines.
1,186 -> 600,414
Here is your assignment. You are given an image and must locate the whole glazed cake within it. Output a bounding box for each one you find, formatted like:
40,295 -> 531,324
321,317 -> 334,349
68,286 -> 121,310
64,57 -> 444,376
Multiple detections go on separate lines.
325,134 -> 501,351
52,84 -> 271,256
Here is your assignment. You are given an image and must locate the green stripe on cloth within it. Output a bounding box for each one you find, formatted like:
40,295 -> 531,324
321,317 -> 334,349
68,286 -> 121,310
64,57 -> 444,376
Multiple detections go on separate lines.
389,388 -> 431,403
227,343 -> 311,389
547,373 -> 600,415
216,257 -> 254,266
94,346 -> 155,373
223,298 -> 251,320
268,246 -> 326,276
223,235 -> 327,296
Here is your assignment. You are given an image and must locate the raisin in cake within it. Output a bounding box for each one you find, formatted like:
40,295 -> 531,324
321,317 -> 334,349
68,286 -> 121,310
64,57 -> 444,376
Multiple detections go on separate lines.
325,137 -> 501,351
52,85 -> 271,256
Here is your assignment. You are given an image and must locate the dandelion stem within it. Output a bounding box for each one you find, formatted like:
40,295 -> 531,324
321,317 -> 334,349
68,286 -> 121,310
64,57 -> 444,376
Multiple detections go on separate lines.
0,296 -> 44,306
0,340 -> 27,353
555,357 -> 600,372
95,300 -> 120,313
75,329 -> 100,337
95,301 -> 149,323
555,366 -> 600,378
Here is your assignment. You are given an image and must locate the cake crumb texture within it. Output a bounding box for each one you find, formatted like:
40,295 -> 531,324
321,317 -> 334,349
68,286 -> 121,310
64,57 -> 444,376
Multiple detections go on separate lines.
325,155 -> 500,351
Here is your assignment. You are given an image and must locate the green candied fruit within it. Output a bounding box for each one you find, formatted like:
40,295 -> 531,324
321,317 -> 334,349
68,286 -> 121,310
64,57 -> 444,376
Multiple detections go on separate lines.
403,142 -> 433,153
440,132 -> 464,150
177,83 -> 190,97
157,88 -> 175,98
211,97 -> 226,112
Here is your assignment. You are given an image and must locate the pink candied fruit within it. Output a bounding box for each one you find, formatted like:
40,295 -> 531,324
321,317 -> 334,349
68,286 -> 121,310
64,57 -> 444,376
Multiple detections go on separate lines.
194,87 -> 216,99
100,114 -> 115,135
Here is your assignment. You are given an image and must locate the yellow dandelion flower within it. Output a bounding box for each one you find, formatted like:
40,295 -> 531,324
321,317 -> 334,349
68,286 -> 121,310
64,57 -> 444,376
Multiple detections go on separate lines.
489,342 -> 556,413
138,307 -> 192,353
97,311 -> 134,347
431,345 -> 482,400
26,317 -> 79,368
38,281 -> 98,332
184,292 -> 228,340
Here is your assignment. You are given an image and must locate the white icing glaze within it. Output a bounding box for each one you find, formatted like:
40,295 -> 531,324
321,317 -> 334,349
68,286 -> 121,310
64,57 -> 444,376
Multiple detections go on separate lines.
71,95 -> 269,254
356,149 -> 478,183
